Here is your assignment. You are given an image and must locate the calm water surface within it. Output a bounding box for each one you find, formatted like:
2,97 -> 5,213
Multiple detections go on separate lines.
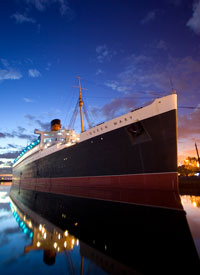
0,184 -> 106,275
0,183 -> 200,274
181,195 -> 200,257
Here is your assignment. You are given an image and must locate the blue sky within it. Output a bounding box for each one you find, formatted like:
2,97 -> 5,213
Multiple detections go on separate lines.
0,0 -> 200,172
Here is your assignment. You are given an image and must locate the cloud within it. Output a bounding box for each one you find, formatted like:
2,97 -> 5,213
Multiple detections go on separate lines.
178,106 -> 200,161
95,69 -> 103,75
0,128 -> 35,141
0,59 -> 22,81
35,120 -> 50,131
45,62 -> 51,71
118,54 -> 200,97
25,0 -> 48,11
92,97 -> 138,120
104,80 -> 130,93
24,114 -> 35,121
1,59 -> 9,67
96,44 -> 116,63
0,69 -> 22,81
126,54 -> 153,65
156,40 -> 168,50
0,144 -> 23,150
23,97 -> 34,103
187,0 -> 200,35
24,0 -> 74,17
0,132 -> 14,138
141,10 -> 156,24
11,13 -> 36,24
8,144 -> 23,149
0,152 -> 21,159
25,114 -> 50,131
95,52 -> 200,152
0,68 -> 22,80
178,105 -> 200,139
109,51 -> 200,160
0,133 -> 6,138
58,0 -> 74,17
14,132 -> 36,140
28,69 -> 41,78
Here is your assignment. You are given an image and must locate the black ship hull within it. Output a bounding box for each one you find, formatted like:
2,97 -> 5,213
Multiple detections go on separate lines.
12,108 -> 179,209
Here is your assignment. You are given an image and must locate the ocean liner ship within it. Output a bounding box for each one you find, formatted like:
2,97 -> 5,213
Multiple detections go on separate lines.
11,77 -> 180,210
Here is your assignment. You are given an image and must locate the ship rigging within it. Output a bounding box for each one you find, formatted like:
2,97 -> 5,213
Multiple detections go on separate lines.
69,76 -> 92,132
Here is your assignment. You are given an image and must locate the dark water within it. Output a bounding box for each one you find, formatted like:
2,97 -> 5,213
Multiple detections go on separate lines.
0,183 -> 200,274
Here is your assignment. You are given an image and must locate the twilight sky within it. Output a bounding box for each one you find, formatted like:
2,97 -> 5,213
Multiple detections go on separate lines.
0,0 -> 200,173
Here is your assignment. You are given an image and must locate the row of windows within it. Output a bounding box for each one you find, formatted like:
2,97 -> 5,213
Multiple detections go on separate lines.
88,115 -> 133,135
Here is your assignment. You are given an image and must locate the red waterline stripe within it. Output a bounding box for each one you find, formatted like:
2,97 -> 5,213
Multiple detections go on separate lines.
16,172 -> 178,190
13,173 -> 182,210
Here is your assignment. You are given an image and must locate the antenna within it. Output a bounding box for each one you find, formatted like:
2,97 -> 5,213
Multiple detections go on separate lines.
169,76 -> 176,94
195,142 -> 200,164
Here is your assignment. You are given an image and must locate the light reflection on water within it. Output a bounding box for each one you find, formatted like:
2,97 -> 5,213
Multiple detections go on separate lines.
181,195 -> 200,257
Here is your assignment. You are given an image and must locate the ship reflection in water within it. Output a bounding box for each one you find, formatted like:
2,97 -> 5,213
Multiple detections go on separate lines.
0,184 -> 200,274
9,199 -> 79,266
5,183 -> 199,274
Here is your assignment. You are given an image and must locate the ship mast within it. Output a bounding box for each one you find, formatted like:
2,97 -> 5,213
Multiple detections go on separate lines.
72,76 -> 88,133
78,76 -> 84,133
